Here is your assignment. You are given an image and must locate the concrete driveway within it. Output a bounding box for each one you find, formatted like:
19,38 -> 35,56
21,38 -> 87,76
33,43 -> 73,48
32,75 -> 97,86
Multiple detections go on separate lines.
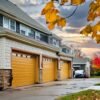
0,78 -> 100,100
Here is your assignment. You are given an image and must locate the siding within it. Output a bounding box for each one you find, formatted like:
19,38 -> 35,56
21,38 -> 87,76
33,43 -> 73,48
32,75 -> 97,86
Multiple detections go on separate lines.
0,38 -> 58,69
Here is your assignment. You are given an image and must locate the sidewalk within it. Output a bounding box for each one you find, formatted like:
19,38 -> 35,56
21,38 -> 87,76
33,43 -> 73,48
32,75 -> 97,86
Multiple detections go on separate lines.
87,86 -> 100,90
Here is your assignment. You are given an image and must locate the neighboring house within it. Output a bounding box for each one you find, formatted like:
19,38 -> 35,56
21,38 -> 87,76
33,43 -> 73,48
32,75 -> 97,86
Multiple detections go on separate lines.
73,58 -> 91,77
0,0 -> 73,90
61,45 -> 73,55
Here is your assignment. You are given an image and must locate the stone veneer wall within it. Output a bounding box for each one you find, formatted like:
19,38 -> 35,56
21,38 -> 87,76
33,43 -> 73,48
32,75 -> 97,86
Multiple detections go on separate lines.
0,69 -> 11,90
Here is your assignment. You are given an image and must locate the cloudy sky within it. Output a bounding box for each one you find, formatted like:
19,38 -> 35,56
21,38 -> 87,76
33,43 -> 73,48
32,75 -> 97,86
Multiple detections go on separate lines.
10,0 -> 100,57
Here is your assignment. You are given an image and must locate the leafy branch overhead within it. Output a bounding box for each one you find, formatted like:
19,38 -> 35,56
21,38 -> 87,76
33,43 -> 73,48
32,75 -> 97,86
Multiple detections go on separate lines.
81,0 -> 100,43
41,0 -> 100,43
41,0 -> 85,30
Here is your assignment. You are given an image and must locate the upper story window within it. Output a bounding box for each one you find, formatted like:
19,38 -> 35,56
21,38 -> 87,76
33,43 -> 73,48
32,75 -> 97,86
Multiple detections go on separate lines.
62,48 -> 67,53
10,19 -> 16,31
62,47 -> 71,54
20,24 -> 27,35
53,39 -> 57,45
40,34 -> 48,43
20,24 -> 35,38
28,29 -> 35,39
3,16 -> 16,31
35,31 -> 48,43
51,38 -> 60,47
35,31 -> 40,40
66,49 -> 70,53
3,17 -> 9,29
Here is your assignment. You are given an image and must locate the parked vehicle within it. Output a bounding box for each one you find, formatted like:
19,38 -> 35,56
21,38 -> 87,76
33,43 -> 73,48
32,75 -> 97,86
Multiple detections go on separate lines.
74,70 -> 86,78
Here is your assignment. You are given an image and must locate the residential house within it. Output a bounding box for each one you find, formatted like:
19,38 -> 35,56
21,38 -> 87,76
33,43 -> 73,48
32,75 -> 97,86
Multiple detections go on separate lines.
0,0 -> 73,90
73,58 -> 90,77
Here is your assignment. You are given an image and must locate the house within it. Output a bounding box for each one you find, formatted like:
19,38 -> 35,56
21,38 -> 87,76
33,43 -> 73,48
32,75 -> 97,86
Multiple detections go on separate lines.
73,57 -> 91,77
0,0 -> 73,90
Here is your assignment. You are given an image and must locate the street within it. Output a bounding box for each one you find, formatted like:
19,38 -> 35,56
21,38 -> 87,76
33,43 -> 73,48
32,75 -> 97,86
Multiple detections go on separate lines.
0,78 -> 100,100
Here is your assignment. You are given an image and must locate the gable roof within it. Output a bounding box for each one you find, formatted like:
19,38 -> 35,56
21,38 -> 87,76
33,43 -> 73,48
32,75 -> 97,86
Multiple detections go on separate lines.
61,44 -> 71,50
73,57 -> 88,64
0,0 -> 52,35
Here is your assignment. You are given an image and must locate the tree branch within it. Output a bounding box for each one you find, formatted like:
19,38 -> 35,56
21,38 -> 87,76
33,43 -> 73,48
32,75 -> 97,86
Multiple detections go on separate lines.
65,6 -> 78,18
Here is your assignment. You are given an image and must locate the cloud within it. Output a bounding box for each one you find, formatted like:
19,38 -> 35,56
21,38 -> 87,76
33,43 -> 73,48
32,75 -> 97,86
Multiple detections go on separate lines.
65,27 -> 80,33
80,39 -> 100,48
60,0 -> 91,28
81,48 -> 100,57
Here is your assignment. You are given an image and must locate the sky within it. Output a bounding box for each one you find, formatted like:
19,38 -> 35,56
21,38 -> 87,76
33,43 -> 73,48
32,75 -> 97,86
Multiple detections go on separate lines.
10,0 -> 100,57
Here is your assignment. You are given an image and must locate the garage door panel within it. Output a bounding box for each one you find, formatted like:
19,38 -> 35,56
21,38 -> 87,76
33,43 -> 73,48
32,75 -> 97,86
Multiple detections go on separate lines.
42,57 -> 57,82
12,52 -> 37,88
60,60 -> 69,80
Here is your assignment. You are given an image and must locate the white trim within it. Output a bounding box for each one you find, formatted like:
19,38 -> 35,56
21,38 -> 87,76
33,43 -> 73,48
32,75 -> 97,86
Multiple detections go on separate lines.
9,19 -> 16,32
3,16 -> 16,32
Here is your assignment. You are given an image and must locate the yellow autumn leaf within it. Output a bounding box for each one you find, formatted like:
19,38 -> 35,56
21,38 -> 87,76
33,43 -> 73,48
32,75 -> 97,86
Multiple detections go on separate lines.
45,9 -> 59,23
92,31 -> 97,38
96,0 -> 100,5
60,0 -> 68,5
87,12 -> 95,21
93,22 -> 100,32
48,22 -> 56,30
44,1 -> 54,10
85,25 -> 92,33
96,34 -> 100,43
95,7 -> 100,16
57,18 -> 66,28
71,0 -> 85,5
89,2 -> 98,12
41,1 -> 54,15
41,8 -> 47,15
80,30 -> 89,36
80,25 -> 92,36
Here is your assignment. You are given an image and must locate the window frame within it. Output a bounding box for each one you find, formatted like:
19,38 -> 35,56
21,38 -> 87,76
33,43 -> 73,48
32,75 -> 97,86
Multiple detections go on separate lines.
3,16 -> 9,29
10,19 -> 16,31
3,16 -> 16,32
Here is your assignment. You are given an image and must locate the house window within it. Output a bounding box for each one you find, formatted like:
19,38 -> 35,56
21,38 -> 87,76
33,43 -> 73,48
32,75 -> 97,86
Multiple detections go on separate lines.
52,38 -> 60,47
66,49 -> 70,53
56,40 -> 60,47
3,17 -> 9,29
28,29 -> 35,38
21,30 -> 26,35
20,24 -> 26,35
3,16 -> 16,32
53,39 -> 57,45
10,19 -> 16,31
35,31 -> 40,40
62,48 -> 66,53
40,34 -> 48,43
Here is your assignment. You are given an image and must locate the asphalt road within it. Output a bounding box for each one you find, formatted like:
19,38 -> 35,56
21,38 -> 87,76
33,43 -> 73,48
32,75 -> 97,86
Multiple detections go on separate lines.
0,78 -> 100,100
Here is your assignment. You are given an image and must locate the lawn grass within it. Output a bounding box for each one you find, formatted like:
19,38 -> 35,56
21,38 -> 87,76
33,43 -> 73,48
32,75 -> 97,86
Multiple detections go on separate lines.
95,83 -> 100,86
91,76 -> 100,78
56,90 -> 100,100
